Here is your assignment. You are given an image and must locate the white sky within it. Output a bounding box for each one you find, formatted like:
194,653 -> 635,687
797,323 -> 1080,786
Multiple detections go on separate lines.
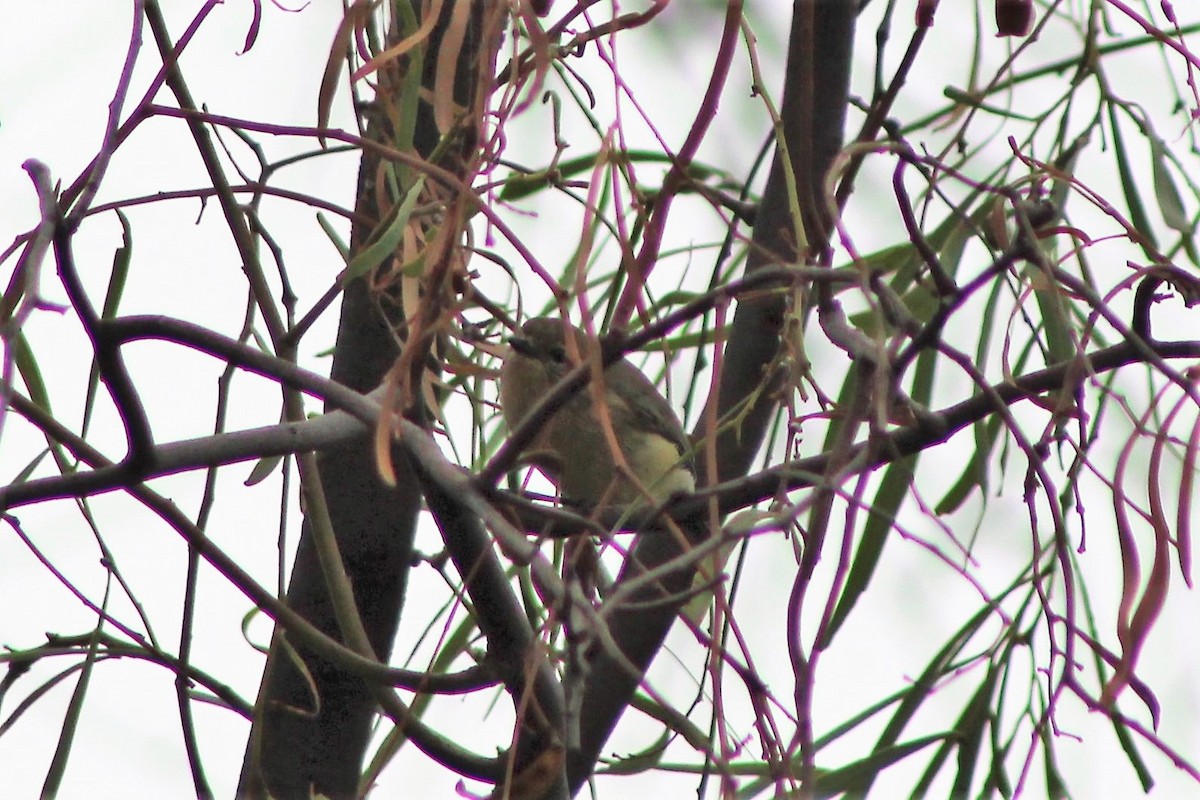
2,2 -> 1200,798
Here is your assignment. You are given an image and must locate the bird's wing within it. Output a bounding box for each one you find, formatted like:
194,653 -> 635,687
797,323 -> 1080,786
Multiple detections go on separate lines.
607,361 -> 693,461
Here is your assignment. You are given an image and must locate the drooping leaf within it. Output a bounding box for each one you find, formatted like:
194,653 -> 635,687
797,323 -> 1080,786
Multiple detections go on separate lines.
1108,105 -> 1158,250
345,174 -> 427,280
812,734 -> 948,798
821,346 -> 936,643
1149,135 -> 1190,234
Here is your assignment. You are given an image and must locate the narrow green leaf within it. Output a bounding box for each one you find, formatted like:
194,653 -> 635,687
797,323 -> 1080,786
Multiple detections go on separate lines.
13,334 -> 77,475
240,608 -> 271,655
821,454 -> 915,643
316,211 -> 349,259
1028,262 -> 1074,367
498,150 -> 727,201
0,659 -> 99,738
42,617 -> 106,798
864,242 -> 921,286
345,174 -> 426,280
935,268 -> 1008,514
1149,135 -> 1190,233
947,669 -> 998,798
820,362 -> 859,453
843,601 -> 998,798
13,332 -> 50,412
935,413 -> 1001,514
599,731 -> 671,775
81,211 -> 134,436
846,210 -> 977,336
1108,712 -> 1155,792
934,205 -> 976,281
1039,720 -> 1070,800
942,86 -> 1038,121
360,597 -> 483,791
849,281 -> 938,336
244,454 -> 282,486
1180,236 -> 1200,269
813,734 -> 948,798
10,449 -> 50,484
317,2 -> 363,137
100,210 -> 132,321
822,342 -> 936,643
905,644 -> 999,796
1049,131 -> 1089,221
1107,105 -> 1158,248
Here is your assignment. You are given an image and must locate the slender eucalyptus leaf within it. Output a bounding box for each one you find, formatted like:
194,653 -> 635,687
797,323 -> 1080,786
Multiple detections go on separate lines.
499,150 -> 728,201
947,668 -> 998,798
1108,105 -> 1158,248
1149,135 -> 1190,234
42,618 -> 106,799
935,413 -> 1002,515
1039,719 -> 1070,800
822,340 -> 936,643
345,174 -> 427,280
813,734 -> 948,799
244,454 -> 283,486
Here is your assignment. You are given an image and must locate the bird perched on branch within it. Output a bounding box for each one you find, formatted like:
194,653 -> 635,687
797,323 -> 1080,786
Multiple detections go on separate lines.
499,317 -> 694,509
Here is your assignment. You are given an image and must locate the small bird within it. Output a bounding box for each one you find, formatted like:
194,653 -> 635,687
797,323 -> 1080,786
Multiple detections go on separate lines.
499,318 -> 694,509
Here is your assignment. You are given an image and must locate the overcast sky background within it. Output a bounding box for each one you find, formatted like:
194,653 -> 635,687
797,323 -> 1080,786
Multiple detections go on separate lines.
2,2 -> 1200,798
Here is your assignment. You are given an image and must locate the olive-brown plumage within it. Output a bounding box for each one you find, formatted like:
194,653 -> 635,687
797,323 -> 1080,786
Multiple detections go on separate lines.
499,318 -> 694,508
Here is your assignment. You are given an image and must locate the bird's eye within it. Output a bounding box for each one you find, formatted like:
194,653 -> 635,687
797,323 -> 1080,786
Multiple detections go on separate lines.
547,344 -> 567,362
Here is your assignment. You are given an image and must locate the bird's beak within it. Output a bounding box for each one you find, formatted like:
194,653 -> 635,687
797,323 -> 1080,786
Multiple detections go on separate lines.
507,333 -> 537,356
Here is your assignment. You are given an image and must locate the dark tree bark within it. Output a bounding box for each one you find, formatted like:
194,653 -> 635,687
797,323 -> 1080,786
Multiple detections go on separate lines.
237,4 -> 495,797
237,3 -> 858,797
566,2 -> 858,793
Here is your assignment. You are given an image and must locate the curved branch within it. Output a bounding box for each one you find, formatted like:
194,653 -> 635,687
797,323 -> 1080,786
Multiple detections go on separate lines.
567,5 -> 859,789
